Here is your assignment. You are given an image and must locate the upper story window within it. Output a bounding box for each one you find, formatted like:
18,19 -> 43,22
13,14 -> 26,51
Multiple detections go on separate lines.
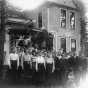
38,12 -> 42,28
60,9 -> 66,28
70,12 -> 75,29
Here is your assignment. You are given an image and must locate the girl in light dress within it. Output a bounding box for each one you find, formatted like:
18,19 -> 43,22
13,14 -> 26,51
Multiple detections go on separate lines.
45,52 -> 55,73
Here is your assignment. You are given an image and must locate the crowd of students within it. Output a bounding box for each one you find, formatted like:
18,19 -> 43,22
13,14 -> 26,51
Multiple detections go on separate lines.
8,47 -> 55,74
6,46 -> 87,82
8,47 -> 80,72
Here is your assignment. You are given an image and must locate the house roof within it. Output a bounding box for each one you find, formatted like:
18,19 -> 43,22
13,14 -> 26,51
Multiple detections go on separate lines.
46,0 -> 78,10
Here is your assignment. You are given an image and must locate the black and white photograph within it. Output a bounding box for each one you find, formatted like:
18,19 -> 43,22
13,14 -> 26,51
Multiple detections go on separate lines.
0,0 -> 88,88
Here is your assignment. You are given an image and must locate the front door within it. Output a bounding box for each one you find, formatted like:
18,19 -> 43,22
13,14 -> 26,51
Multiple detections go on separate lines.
61,38 -> 66,52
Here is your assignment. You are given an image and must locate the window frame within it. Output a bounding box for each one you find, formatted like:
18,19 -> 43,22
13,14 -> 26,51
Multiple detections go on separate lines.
60,8 -> 67,28
69,11 -> 75,30
71,39 -> 76,52
38,12 -> 42,28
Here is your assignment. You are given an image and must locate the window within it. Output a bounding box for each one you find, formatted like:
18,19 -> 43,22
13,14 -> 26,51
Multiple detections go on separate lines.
70,12 -> 75,29
61,38 -> 66,52
71,39 -> 76,52
60,9 -> 66,28
38,12 -> 42,28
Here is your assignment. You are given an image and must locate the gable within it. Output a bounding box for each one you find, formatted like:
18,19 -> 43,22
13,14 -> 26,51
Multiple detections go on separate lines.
48,0 -> 77,9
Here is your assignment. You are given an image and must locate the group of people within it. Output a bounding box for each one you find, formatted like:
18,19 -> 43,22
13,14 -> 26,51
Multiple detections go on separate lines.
8,47 -> 56,74
7,45 -> 87,83
8,46 -> 80,73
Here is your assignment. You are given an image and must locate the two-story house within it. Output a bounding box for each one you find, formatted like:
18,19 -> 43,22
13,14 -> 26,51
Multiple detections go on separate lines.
24,0 -> 81,55
4,0 -> 81,65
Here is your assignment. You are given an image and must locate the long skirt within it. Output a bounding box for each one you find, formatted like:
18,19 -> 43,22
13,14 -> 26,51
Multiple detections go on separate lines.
32,62 -> 36,72
37,63 -> 45,81
10,60 -> 17,80
38,63 -> 45,73
46,63 -> 53,73
23,61 -> 30,73
10,60 -> 17,71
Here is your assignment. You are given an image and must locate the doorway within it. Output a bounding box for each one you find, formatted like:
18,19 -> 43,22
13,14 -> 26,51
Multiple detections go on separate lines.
61,38 -> 66,52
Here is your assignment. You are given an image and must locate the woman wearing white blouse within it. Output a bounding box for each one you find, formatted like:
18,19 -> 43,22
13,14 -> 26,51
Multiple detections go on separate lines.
9,50 -> 19,80
9,50 -> 19,70
45,53 -> 55,73
23,51 -> 32,72
36,54 -> 46,72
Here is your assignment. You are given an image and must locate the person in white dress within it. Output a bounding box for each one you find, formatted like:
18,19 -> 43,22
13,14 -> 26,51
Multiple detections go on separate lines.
9,50 -> 19,70
23,50 -> 32,73
36,53 -> 46,72
9,49 -> 19,79
45,52 -> 55,73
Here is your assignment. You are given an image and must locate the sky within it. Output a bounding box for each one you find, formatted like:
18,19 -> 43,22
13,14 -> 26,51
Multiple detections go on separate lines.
81,0 -> 88,17
6,0 -> 47,11
6,0 -> 88,17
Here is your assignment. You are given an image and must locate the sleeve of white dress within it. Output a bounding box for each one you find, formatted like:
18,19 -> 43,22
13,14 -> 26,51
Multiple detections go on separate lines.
21,55 -> 24,69
44,58 -> 46,69
8,54 -> 11,69
23,55 -> 25,69
17,55 -> 19,69
36,58 -> 38,71
30,55 -> 32,68
52,59 -> 55,72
